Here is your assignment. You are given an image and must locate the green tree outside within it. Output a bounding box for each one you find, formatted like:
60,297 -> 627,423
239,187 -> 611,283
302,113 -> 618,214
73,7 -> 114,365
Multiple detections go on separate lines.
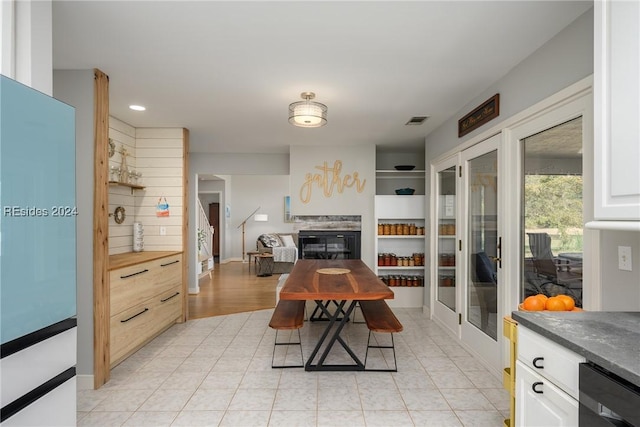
525,175 -> 583,252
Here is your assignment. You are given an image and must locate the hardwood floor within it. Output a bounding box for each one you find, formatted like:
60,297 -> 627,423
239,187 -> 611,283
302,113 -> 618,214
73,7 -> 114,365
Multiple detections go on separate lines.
188,261 -> 280,319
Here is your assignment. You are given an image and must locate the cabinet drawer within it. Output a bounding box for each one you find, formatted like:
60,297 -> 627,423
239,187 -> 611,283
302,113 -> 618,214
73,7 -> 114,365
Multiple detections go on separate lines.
110,254 -> 182,316
110,287 -> 182,365
518,327 -> 584,399
515,361 -> 579,427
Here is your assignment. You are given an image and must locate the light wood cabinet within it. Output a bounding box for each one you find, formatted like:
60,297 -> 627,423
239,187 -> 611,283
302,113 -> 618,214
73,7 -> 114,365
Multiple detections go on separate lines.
109,251 -> 183,366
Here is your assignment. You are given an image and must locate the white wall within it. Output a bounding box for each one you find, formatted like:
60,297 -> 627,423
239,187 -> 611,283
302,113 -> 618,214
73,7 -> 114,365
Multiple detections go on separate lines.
52,69 -> 94,381
135,128 -> 185,251
425,9 -> 594,163
599,231 -> 640,310
229,175 -> 294,259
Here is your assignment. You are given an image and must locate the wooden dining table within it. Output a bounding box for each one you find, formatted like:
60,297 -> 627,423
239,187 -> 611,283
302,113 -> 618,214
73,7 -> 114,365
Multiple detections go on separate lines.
278,259 -> 394,371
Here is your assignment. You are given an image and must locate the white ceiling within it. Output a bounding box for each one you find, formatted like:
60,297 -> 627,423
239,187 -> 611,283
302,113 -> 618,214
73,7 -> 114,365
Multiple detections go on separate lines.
52,1 -> 592,155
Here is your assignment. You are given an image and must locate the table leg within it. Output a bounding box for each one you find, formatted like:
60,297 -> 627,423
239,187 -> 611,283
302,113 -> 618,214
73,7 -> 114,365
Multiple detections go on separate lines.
309,300 -> 348,321
305,300 -> 364,371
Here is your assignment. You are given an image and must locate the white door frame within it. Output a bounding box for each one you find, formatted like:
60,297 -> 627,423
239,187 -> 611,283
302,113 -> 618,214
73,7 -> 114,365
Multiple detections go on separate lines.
459,134 -> 503,372
504,91 -> 596,312
430,154 -> 462,337
428,77 -> 595,376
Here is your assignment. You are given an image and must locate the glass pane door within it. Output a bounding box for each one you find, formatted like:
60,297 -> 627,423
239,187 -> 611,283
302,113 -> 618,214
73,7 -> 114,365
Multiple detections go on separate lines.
466,150 -> 499,341
460,133 -> 501,373
437,166 -> 457,311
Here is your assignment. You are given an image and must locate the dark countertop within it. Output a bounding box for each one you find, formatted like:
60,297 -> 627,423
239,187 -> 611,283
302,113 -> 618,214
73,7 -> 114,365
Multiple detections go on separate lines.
511,311 -> 640,387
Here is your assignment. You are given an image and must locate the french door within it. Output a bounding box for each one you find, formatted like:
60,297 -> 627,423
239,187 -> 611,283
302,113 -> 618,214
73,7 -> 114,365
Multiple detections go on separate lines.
432,156 -> 460,331
460,134 -> 502,371
432,134 -> 503,372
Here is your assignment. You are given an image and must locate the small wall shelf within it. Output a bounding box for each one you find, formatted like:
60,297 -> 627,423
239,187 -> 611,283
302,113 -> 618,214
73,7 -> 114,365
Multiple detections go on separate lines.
109,181 -> 145,194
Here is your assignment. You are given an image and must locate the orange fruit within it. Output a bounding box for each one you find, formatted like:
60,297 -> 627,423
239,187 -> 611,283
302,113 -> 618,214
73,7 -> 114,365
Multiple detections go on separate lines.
545,296 -> 567,311
535,294 -> 548,303
556,294 -> 575,311
523,295 -> 546,311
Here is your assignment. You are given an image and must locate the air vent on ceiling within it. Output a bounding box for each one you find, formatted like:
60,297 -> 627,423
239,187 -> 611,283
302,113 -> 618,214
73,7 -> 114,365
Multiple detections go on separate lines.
405,116 -> 429,125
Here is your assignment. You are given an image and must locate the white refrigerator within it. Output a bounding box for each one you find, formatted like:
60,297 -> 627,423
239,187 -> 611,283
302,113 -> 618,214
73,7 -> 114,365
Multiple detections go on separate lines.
0,75 -> 76,426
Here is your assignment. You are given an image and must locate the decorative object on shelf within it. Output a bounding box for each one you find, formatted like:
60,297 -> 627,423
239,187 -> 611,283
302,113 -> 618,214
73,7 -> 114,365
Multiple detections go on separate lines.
156,197 -> 170,217
113,206 -> 126,224
394,165 -> 415,171
378,222 -> 423,235
288,92 -> 327,128
108,138 -> 116,157
109,165 -> 121,181
458,93 -> 500,137
133,222 -> 144,252
119,145 -> 130,182
395,188 -> 415,195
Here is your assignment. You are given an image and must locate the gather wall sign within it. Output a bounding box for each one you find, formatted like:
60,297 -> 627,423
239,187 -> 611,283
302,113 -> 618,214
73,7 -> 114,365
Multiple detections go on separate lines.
299,160 -> 366,204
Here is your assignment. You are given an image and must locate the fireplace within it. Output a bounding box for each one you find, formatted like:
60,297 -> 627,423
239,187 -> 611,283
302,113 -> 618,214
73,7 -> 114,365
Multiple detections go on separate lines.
297,230 -> 361,260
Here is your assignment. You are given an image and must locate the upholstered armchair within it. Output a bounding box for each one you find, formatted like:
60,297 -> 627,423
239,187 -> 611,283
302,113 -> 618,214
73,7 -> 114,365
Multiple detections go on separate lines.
256,233 -> 299,274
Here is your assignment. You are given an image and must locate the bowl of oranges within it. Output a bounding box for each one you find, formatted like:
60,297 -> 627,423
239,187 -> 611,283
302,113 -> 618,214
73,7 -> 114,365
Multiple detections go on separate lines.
519,294 -> 583,312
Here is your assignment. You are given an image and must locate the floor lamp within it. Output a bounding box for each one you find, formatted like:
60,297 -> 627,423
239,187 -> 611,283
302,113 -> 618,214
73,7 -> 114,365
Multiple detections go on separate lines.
237,207 -> 268,262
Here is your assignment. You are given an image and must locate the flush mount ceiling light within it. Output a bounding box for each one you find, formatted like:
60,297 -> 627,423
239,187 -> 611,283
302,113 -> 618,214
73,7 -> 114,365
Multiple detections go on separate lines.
288,92 -> 327,128
129,104 -> 146,111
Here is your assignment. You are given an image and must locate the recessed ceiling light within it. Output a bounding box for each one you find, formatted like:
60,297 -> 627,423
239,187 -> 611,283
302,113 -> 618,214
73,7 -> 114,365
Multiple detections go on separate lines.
129,105 -> 146,111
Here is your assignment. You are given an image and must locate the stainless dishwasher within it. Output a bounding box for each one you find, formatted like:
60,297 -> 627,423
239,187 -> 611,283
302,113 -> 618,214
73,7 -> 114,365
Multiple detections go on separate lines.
579,362 -> 640,426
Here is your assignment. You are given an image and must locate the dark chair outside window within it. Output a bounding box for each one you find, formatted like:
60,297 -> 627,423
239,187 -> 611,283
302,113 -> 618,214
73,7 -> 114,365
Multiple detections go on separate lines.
526,232 -> 582,305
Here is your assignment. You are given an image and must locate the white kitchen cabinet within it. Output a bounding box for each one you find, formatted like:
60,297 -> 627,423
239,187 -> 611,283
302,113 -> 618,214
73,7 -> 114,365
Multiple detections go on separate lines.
374,195 -> 426,308
593,0 -> 640,222
515,326 -> 585,427
515,361 -> 579,427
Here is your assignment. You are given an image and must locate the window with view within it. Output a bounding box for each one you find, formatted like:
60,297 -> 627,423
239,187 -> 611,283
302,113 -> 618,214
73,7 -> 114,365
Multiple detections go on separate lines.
521,117 -> 583,309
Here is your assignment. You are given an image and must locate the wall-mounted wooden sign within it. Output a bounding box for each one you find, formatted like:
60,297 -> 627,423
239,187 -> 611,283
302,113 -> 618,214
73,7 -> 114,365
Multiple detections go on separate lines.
299,160 -> 366,204
458,94 -> 500,137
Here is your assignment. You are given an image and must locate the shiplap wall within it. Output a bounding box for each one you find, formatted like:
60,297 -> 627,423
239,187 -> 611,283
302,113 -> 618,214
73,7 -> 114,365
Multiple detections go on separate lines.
108,120 -> 184,254
108,118 -> 136,254
135,128 -> 183,251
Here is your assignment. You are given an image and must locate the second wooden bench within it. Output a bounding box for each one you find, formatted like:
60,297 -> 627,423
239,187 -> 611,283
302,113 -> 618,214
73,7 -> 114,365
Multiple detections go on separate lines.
269,300 -> 306,368
359,299 -> 403,372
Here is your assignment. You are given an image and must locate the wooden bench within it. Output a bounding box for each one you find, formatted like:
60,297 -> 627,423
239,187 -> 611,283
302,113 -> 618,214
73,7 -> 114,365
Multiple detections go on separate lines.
269,300 -> 306,368
359,300 -> 403,372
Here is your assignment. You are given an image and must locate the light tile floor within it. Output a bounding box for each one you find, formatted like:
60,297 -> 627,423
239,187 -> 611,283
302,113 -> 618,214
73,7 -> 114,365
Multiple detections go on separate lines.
78,307 -> 509,426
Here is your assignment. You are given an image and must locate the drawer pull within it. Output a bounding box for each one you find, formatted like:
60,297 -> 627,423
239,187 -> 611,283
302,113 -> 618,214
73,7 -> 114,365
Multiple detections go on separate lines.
120,308 -> 149,323
160,260 -> 180,267
120,269 -> 149,279
532,357 -> 544,369
532,381 -> 544,394
160,292 -> 180,303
